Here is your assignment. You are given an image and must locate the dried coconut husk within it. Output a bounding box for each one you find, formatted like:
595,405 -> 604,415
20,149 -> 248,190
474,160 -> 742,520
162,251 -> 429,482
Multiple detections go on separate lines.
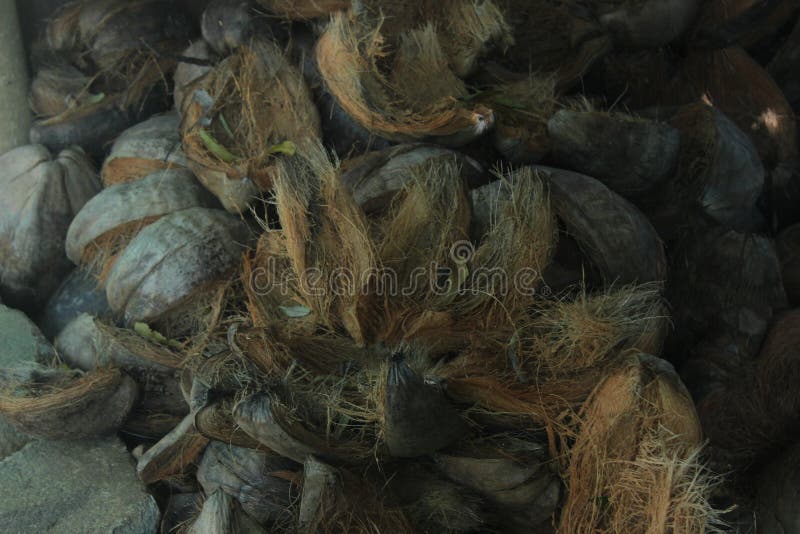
0,144 -> 100,311
315,9 -> 494,146
777,223 -> 800,304
105,207 -> 249,332
0,367 -> 137,440
558,353 -> 721,533
161,493 -> 203,534
493,0 -> 611,91
101,112 -> 188,186
547,109 -> 681,198
187,489 -> 267,533
754,440 -> 800,534
768,17 -> 800,111
596,0 -> 698,48
29,59 -> 93,117
690,0 -> 798,49
257,0 -> 349,20
202,0 -> 258,55
541,165 -> 666,286
341,144 -> 485,212
66,169 -> 218,280
181,38 -> 320,213
174,40 -> 216,115
39,268 -> 112,339
195,399 -> 269,450
197,440 -> 298,525
137,413 -> 209,484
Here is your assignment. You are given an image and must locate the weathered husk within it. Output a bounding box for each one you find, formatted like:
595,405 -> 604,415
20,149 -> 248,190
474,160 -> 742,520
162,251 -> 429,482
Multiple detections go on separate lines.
197,440 -> 297,525
181,38 -> 320,213
0,144 -> 100,311
0,367 -> 137,440
101,112 -> 188,186
691,0 -> 798,49
195,399 -> 269,450
188,490 -> 267,534
777,223 -> 800,305
755,440 -> 800,533
257,0 -> 349,19
201,0 -> 257,54
315,10 -> 494,146
558,353 -> 718,533
174,40 -> 216,115
66,169 -> 218,275
541,166 -> 666,285
105,207 -> 249,327
29,60 -> 92,117
341,144 -> 485,212
137,413 -> 209,484
39,268 -> 112,340
598,0 -> 698,48
768,17 -> 800,111
161,493 -> 203,534
547,109 -> 680,198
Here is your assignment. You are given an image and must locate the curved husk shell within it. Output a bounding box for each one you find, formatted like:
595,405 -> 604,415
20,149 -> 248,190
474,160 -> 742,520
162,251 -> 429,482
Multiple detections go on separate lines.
690,0 -> 798,48
547,109 -> 680,198
541,166 -> 666,285
755,440 -> 800,534
0,145 -> 100,310
0,367 -> 137,440
137,413 -> 209,484
174,40 -> 216,115
40,268 -> 112,339
195,399 -> 268,450
181,38 -> 320,213
558,353 -> 718,533
66,169 -> 217,277
201,0 -> 257,55
598,0 -> 698,48
29,60 -> 92,117
101,112 -> 188,186
105,207 -> 249,327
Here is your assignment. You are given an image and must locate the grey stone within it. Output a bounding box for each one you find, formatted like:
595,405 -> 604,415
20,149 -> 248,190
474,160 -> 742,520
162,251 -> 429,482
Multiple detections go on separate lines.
0,438 -> 160,533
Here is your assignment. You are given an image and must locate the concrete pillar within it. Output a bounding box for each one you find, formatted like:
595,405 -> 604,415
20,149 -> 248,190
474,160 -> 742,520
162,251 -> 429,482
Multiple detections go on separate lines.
0,0 -> 32,155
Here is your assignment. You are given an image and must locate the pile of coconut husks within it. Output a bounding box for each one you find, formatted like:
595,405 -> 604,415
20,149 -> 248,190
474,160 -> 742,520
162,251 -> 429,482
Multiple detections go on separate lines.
1,0 -> 800,532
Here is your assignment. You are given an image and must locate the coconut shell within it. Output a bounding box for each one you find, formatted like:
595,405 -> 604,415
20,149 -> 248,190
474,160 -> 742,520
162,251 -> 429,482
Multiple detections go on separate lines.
105,207 -> 248,327
0,367 -> 137,440
181,38 -> 321,213
547,109 -> 680,198
257,0 -> 349,19
197,440 -> 297,525
101,112 -> 188,186
691,0 -> 798,49
777,223 -> 800,304
0,144 -> 100,311
341,144 -> 484,213
187,490 -> 237,533
66,169 -> 218,272
755,440 -> 800,533
195,400 -> 268,450
597,0 -> 698,48
161,493 -> 203,534
541,166 -> 666,285
201,0 -> 258,54
137,413 -> 209,484
756,309 -> 800,426
383,354 -> 467,458
39,268 -> 112,340
174,40 -> 216,116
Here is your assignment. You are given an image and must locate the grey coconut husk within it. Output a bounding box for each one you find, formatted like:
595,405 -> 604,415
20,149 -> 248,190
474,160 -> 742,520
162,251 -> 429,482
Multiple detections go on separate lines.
197,440 -> 298,525
202,0 -> 259,55
314,4 -> 504,146
595,0 -> 698,48
101,112 -> 188,186
690,0 -> 798,49
66,168 -> 218,281
0,367 -> 137,440
137,413 -> 209,484
161,493 -> 203,534
180,37 -> 321,213
755,439 -> 800,533
39,268 -> 112,339
768,17 -> 800,112
174,40 -> 217,116
0,144 -> 101,311
105,207 -> 249,333
188,489 -> 268,533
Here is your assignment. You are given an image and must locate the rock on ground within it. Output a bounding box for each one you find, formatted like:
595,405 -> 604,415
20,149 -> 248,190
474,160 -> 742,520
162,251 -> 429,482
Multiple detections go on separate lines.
0,438 -> 160,533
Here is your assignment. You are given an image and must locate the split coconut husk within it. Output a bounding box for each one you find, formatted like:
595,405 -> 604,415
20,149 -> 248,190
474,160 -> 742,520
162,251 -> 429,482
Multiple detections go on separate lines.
547,109 -> 681,199
314,7 -> 499,146
690,0 -> 798,49
180,37 -> 321,213
0,367 -> 137,440
137,413 -> 209,484
777,223 -> 800,305
0,144 -> 100,311
197,440 -> 298,525
101,112 -> 188,186
66,169 -> 218,281
104,207 -> 249,333
30,0 -> 193,155
558,353 -> 720,533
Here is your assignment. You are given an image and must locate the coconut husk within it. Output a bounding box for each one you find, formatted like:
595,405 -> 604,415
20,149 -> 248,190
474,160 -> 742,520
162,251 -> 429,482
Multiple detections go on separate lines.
44,1 -> 82,53
66,169 -> 218,280
777,223 -> 800,304
768,17 -> 800,111
596,0 -> 698,47
754,440 -> 800,533
0,367 -> 137,440
690,0 -> 798,49
40,268 -> 113,340
599,47 -> 678,109
187,490 -> 267,534
341,144 -> 485,213
542,166 -> 666,286
558,353 -> 720,533
174,40 -> 216,116
180,38 -> 321,213
0,144 -> 100,311
201,0 -> 258,55
101,112 -> 188,186
547,109 -> 681,198
315,9 -> 494,146
105,207 -> 249,330
195,399 -> 269,450
257,0 -> 350,20
197,440 -> 298,525
161,493 -> 203,534
137,413 -> 210,484
29,59 -> 92,117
